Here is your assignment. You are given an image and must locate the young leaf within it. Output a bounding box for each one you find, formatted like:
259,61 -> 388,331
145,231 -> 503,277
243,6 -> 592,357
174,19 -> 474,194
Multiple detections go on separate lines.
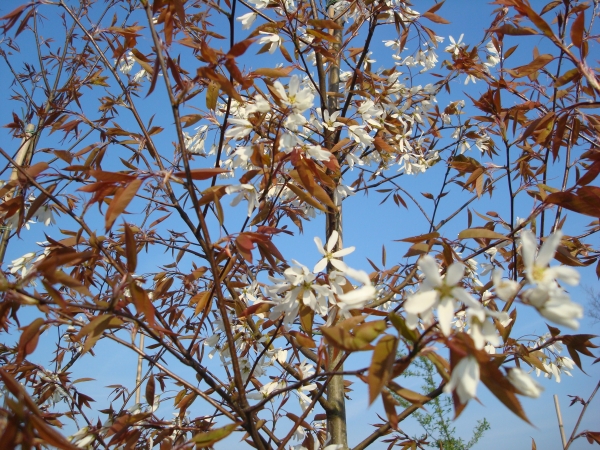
368,335 -> 398,404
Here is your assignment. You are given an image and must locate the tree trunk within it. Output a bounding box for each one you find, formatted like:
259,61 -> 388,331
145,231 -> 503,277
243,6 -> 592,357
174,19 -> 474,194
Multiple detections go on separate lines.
325,5 -> 347,448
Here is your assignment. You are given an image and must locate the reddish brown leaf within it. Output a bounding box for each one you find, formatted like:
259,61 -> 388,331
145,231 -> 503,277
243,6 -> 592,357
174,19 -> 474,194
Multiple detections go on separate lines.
228,38 -> 255,57
124,222 -> 137,273
368,335 -> 398,404
17,318 -> 44,364
173,168 -> 230,180
506,54 -> 553,78
105,179 -> 142,231
145,374 -> 155,408
571,11 -> 585,49
422,11 -> 450,24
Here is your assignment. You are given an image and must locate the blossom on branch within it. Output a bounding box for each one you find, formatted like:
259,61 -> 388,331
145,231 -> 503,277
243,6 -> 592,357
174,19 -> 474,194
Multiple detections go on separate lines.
404,255 -> 479,336
519,230 -> 583,329
444,355 -> 480,404
313,230 -> 355,273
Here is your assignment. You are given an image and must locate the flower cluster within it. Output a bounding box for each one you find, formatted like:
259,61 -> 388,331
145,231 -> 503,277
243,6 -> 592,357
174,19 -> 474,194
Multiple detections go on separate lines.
268,231 -> 376,325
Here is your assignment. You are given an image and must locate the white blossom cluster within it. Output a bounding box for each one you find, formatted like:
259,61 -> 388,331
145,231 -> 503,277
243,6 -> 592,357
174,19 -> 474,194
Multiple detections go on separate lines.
404,229 -> 582,404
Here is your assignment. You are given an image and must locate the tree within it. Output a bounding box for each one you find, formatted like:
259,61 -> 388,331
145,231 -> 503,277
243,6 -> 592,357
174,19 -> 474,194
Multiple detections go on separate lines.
0,0 -> 598,449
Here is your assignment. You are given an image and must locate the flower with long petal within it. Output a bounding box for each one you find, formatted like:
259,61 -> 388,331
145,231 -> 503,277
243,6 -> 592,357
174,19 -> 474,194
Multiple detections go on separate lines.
273,75 -> 314,114
519,230 -> 582,328
521,230 -> 580,288
507,368 -> 543,398
444,34 -> 464,55
444,355 -> 479,404
336,267 -> 376,318
492,269 -> 519,301
225,118 -> 253,139
404,255 -> 479,335
236,12 -> 257,30
257,32 -> 281,54
225,184 -> 258,216
313,230 -> 355,273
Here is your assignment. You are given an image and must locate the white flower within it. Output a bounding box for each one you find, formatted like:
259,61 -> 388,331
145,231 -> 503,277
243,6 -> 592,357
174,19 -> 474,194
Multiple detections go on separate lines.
484,41 -> 501,67
304,144 -> 332,161
464,74 -> 477,85
184,125 -> 209,154
466,308 -> 500,350
507,368 -> 543,398
280,261 -> 328,316
520,230 -> 579,288
520,230 -> 582,329
348,125 -> 373,145
404,256 -> 479,336
524,287 -> 583,329
313,230 -> 355,273
116,52 -> 135,74
296,382 -> 317,411
257,32 -> 282,54
444,355 -> 479,404
236,12 -> 257,29
225,118 -> 253,140
132,69 -> 151,82
318,108 -> 343,131
273,75 -> 314,114
284,113 -> 308,131
248,0 -> 269,8
10,252 -> 36,277
34,205 -> 55,226
225,184 -> 258,216
383,39 -> 403,52
247,380 -> 286,400
247,95 -> 271,114
492,269 -> 519,301
334,184 -> 355,205
336,267 -> 376,318
444,34 -> 465,56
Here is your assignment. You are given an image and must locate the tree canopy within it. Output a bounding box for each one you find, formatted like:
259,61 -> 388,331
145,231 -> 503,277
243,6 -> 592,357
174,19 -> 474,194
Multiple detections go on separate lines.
0,0 -> 598,449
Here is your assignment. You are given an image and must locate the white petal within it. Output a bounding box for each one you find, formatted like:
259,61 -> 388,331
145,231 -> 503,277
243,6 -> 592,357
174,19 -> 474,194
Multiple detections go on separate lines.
326,230 -> 339,253
288,75 -> 300,96
452,287 -> 480,309
313,258 -> 328,274
437,297 -> 455,336
419,255 -> 442,287
343,267 -> 371,285
314,236 -> 326,255
404,290 -> 438,315
537,231 -> 562,267
330,259 -> 349,272
549,266 -> 580,285
332,246 -> 355,258
520,230 -> 537,272
508,368 -> 543,398
457,357 -> 479,403
445,262 -> 464,286
337,285 -> 375,305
